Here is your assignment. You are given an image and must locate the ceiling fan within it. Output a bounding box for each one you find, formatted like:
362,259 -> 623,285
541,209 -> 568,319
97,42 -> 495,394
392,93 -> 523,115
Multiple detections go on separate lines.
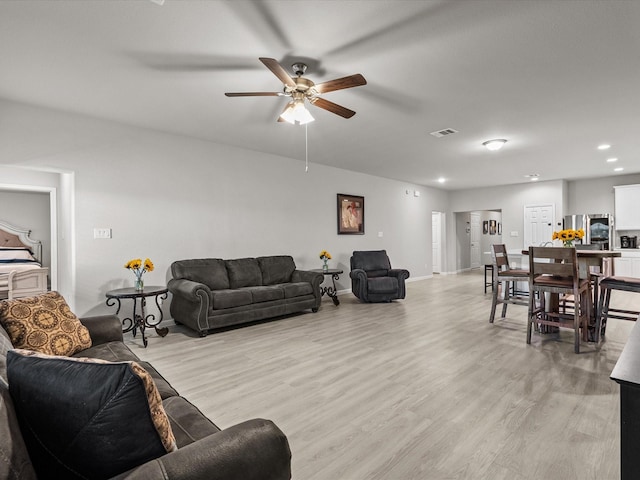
225,57 -> 367,124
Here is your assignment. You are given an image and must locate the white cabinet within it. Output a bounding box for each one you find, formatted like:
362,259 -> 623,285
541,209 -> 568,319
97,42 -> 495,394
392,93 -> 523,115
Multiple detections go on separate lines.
615,184 -> 640,230
615,252 -> 640,277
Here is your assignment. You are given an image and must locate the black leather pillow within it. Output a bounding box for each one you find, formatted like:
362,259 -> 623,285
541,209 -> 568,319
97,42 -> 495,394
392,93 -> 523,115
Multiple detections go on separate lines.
7,349 -> 176,480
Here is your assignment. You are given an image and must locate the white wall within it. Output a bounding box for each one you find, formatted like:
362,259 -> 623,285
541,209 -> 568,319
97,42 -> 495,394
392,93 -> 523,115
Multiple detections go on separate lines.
0,100 -> 449,316
566,173 -> 640,215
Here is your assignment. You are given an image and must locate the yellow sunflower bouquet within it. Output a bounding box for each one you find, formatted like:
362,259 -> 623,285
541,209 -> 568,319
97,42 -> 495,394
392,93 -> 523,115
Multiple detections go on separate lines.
319,250 -> 332,271
552,228 -> 585,247
124,257 -> 154,290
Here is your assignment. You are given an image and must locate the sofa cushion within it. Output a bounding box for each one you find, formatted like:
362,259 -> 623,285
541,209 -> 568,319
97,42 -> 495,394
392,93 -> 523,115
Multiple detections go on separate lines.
0,328 -> 12,383
367,276 -> 399,294
7,349 -> 177,480
136,361 -> 180,400
74,340 -> 140,363
366,269 -> 390,278
0,292 -> 92,356
282,282 -> 313,298
211,289 -> 253,310
258,256 -> 296,285
225,258 -> 263,288
171,258 -> 229,291
251,286 -> 285,303
162,395 -> 221,448
0,377 -> 38,480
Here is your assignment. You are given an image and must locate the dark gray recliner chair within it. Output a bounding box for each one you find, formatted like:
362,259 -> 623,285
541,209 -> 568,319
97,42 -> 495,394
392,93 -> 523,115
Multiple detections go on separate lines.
349,250 -> 410,303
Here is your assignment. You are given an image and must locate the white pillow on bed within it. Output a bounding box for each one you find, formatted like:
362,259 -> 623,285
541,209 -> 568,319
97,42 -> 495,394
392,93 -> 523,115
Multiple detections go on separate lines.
0,248 -> 35,261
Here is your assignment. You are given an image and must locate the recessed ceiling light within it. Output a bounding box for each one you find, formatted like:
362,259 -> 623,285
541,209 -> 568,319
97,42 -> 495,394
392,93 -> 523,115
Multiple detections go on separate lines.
607,157 -> 618,163
437,177 -> 446,183
598,144 -> 611,150
525,173 -> 539,179
483,139 -> 507,151
614,167 -> 624,172
530,177 -> 539,181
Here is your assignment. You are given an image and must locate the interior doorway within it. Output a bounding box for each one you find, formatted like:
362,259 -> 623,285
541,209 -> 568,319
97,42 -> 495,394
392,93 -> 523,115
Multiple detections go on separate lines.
470,212 -> 481,269
432,211 -> 444,273
0,184 -> 58,291
455,209 -> 502,272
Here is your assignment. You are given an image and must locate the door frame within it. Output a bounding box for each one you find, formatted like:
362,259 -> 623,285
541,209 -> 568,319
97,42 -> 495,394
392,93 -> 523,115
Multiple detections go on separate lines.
432,211 -> 444,274
0,183 -> 58,291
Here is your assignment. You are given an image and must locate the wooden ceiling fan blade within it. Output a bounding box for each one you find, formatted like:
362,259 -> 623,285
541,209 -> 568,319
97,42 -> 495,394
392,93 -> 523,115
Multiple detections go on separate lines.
259,57 -> 296,88
314,74 -> 367,94
225,92 -> 284,97
310,97 -> 356,118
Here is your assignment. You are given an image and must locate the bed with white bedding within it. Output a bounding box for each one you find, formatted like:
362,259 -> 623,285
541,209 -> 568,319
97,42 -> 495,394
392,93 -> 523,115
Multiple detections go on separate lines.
0,220 -> 49,300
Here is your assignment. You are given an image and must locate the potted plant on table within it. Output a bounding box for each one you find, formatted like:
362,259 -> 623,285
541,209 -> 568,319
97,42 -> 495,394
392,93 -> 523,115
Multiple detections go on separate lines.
319,250 -> 332,272
124,258 -> 154,291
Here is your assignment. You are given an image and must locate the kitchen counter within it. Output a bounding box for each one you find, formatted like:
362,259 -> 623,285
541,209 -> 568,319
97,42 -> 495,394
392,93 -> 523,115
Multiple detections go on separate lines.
616,249 -> 640,257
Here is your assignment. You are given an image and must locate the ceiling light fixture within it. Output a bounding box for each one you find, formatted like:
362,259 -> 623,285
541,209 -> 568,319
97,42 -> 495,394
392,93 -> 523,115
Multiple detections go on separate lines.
437,177 -> 446,184
607,157 -> 618,163
279,93 -> 315,125
614,167 -> 624,172
482,139 -> 507,151
525,173 -> 540,181
598,144 -> 611,150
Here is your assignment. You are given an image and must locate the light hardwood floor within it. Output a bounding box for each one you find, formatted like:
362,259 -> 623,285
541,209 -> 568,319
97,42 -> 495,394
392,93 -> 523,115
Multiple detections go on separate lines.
134,271 -> 639,480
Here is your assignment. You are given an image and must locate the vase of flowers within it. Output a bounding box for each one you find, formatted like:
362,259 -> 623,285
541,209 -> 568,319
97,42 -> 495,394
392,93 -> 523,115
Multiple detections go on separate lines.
319,250 -> 332,272
125,258 -> 154,291
552,228 -> 585,247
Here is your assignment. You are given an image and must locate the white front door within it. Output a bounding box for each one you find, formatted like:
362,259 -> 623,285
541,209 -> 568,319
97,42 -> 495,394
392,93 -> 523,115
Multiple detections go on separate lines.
470,212 -> 481,269
524,204 -> 555,248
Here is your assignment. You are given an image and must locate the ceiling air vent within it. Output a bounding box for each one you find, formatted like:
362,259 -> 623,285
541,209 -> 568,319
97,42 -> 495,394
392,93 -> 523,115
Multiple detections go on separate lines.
430,128 -> 458,138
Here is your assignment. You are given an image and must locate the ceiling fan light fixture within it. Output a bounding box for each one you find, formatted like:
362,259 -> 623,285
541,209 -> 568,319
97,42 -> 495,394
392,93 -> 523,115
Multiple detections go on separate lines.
483,139 -> 507,151
280,99 -> 315,125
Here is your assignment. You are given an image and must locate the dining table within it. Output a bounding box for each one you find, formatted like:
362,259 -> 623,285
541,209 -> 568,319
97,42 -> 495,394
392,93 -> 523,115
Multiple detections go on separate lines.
521,248 -> 621,338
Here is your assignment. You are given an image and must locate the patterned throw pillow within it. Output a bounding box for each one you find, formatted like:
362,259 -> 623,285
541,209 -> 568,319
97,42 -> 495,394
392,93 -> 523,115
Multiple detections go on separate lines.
7,349 -> 177,479
0,291 -> 91,356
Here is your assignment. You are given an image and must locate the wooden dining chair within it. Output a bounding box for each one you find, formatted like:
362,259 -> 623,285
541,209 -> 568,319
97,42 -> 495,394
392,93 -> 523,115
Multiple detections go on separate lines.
561,244 -> 602,311
527,246 -> 592,353
489,244 -> 529,323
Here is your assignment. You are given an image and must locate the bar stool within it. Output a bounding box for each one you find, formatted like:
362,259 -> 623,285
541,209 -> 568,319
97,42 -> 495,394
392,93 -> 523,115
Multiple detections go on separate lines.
489,244 -> 529,323
597,276 -> 640,341
484,264 -> 494,293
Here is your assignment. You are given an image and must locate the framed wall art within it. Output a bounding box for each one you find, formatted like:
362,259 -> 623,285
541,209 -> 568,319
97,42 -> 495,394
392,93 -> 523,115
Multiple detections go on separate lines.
489,219 -> 497,235
483,221 -> 489,234
337,194 -> 364,234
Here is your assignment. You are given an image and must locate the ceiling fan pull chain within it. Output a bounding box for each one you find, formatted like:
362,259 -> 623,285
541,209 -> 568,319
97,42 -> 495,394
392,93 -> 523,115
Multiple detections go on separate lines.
305,123 -> 309,173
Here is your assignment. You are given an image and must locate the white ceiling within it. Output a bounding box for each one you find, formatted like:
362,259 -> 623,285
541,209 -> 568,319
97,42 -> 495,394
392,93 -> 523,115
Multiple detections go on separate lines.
1,0 -> 639,190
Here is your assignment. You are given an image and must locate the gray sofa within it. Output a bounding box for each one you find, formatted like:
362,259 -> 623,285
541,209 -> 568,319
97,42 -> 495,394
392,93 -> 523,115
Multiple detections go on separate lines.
0,313 -> 291,480
168,255 -> 323,336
